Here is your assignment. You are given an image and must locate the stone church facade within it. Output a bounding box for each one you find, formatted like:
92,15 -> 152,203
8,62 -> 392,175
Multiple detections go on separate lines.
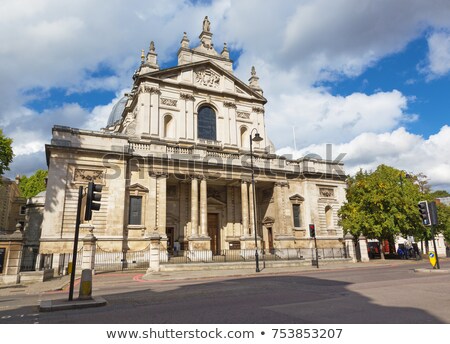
40,18 -> 347,261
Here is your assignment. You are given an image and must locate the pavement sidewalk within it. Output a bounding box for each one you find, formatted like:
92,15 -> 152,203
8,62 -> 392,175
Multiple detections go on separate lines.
0,257 -> 442,297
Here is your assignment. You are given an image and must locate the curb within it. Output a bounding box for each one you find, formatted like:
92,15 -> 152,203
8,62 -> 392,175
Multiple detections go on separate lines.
39,296 -> 107,312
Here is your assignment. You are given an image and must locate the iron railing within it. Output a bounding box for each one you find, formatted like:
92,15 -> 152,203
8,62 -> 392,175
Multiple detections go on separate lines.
163,247 -> 348,264
94,246 -> 150,272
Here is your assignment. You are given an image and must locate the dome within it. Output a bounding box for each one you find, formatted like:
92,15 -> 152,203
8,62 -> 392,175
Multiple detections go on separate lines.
106,96 -> 128,127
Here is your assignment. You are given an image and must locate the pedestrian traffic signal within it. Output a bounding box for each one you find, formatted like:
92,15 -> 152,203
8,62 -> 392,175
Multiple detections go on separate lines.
85,182 -> 102,221
309,224 -> 316,238
418,201 -> 430,226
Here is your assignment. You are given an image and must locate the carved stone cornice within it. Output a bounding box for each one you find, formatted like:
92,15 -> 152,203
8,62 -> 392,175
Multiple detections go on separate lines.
223,101 -> 237,109
252,106 -> 265,114
140,86 -> 161,95
274,180 -> 289,187
161,98 -> 177,107
180,93 -> 195,101
74,169 -> 104,183
237,111 -> 250,119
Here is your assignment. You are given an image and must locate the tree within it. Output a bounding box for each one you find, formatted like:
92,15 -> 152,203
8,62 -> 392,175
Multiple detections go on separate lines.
0,129 -> 14,176
430,190 -> 450,199
436,203 -> 450,244
338,165 -> 424,256
19,169 -> 48,199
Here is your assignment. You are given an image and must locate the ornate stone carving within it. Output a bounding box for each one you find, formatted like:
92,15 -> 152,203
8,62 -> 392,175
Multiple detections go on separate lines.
252,106 -> 265,114
237,111 -> 250,119
161,98 -> 178,107
195,69 -> 220,88
122,110 -> 137,134
223,101 -> 237,109
140,86 -> 161,94
320,188 -> 335,198
180,93 -> 195,101
236,87 -> 245,94
74,169 -> 104,183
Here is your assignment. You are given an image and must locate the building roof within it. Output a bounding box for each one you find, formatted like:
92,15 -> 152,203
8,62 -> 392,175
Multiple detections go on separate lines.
106,96 -> 128,127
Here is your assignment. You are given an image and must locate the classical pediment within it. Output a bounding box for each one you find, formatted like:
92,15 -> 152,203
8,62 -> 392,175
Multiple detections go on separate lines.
140,60 -> 266,101
127,183 -> 149,193
289,194 -> 305,201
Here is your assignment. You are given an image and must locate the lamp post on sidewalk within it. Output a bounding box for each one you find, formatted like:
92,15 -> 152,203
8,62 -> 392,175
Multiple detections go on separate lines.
250,128 -> 263,273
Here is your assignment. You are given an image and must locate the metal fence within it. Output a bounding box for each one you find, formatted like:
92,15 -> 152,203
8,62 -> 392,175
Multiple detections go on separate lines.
20,246 -> 39,272
57,251 -> 82,275
163,247 -> 348,264
95,246 -> 150,272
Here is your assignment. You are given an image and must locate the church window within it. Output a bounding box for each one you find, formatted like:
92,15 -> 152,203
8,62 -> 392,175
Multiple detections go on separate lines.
198,106 -> 216,140
292,204 -> 301,228
129,196 -> 142,225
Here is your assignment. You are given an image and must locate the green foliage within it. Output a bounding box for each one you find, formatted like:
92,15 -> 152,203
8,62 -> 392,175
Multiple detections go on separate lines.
0,129 -> 14,176
436,203 -> 450,243
19,169 -> 48,199
338,165 -> 424,241
430,190 -> 450,198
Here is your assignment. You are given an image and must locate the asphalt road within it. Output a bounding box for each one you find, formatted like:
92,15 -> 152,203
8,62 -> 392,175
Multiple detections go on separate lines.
1,259 -> 450,324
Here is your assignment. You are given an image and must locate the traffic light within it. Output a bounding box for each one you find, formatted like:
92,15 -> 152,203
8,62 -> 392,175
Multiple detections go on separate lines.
418,201 -> 430,226
85,182 -> 102,221
309,224 -> 316,238
428,201 -> 439,226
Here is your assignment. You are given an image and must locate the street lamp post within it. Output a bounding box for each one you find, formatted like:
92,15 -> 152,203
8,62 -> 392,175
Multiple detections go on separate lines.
250,129 -> 263,273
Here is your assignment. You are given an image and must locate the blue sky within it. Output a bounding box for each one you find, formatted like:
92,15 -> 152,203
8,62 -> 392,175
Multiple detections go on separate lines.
1,0 -> 450,190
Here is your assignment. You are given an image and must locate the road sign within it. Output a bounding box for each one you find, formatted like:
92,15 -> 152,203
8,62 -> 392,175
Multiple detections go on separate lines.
428,251 -> 437,268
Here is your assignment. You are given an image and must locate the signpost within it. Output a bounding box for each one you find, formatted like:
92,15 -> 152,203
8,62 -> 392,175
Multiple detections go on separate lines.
309,224 -> 319,268
418,200 -> 440,270
428,251 -> 437,269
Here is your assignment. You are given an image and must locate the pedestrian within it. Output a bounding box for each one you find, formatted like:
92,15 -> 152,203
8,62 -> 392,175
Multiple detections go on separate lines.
397,247 -> 404,259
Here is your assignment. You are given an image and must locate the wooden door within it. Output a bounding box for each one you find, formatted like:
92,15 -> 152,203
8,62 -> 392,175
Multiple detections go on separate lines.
207,213 -> 220,255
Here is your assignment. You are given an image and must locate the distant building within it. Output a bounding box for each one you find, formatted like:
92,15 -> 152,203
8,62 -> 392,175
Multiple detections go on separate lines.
436,197 -> 450,206
0,176 -> 26,234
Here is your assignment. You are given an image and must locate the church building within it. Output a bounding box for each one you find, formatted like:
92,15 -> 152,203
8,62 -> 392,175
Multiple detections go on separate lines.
40,18 -> 347,264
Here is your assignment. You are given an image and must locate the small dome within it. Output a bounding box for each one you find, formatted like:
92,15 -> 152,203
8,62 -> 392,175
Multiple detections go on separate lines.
106,96 -> 127,127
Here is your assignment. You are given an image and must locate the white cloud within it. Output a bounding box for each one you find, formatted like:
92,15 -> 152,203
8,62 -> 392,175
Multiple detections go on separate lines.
278,126 -> 450,190
266,89 -> 413,148
424,30 -> 450,79
1,0 -> 450,191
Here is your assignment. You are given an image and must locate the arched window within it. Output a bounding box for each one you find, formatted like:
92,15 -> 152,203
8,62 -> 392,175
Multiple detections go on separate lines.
240,126 -> 248,148
198,106 -> 216,140
325,205 -> 333,228
164,115 -> 175,138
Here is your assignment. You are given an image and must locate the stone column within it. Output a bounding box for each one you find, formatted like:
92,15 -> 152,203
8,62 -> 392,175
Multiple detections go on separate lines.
344,233 -> 357,263
199,177 -> 208,237
157,174 -> 167,236
81,225 -> 97,272
146,231 -> 161,273
149,88 -> 161,136
275,182 -> 286,235
358,234 -> 370,262
248,182 -> 255,236
147,173 -> 158,229
190,176 -> 199,237
241,180 -> 249,237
